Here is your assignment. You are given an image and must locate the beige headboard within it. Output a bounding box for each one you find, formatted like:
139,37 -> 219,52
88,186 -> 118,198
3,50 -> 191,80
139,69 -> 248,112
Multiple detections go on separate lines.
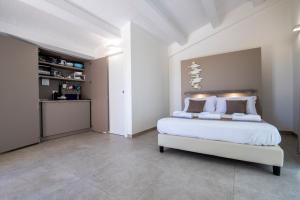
181,48 -> 262,102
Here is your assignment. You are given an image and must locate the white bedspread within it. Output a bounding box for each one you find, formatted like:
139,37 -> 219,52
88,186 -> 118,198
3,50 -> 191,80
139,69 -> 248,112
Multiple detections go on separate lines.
157,118 -> 281,146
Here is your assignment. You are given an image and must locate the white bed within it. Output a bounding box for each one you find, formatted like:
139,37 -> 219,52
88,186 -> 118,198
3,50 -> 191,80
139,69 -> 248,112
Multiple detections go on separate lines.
157,90 -> 284,176
157,117 -> 281,146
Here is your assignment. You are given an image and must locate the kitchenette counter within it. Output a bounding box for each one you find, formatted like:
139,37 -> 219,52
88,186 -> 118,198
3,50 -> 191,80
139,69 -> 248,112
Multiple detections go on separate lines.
40,100 -> 91,138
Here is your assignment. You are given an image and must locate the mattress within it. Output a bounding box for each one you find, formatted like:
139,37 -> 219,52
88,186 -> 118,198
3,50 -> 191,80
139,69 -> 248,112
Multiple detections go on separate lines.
157,117 -> 281,146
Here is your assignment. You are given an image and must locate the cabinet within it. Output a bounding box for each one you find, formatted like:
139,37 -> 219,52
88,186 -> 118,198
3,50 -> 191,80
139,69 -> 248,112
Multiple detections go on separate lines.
41,100 -> 91,137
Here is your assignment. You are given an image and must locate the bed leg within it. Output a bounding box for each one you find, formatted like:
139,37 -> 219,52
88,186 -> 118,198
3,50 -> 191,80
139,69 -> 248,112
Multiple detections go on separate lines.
159,146 -> 164,153
273,166 -> 281,176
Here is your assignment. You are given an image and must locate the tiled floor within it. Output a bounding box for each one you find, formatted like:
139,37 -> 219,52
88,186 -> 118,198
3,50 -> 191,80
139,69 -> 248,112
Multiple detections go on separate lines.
0,131 -> 299,200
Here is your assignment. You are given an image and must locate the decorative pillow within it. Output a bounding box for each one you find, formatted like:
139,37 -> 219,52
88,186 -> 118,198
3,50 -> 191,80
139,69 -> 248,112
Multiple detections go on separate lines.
215,96 -> 257,114
216,97 -> 226,114
226,100 -> 247,114
187,100 -> 205,113
183,96 -> 217,112
204,96 -> 217,112
246,96 -> 258,115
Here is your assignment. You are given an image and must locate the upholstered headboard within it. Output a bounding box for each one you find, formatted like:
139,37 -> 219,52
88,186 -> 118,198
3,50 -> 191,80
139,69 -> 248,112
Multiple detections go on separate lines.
183,89 -> 262,115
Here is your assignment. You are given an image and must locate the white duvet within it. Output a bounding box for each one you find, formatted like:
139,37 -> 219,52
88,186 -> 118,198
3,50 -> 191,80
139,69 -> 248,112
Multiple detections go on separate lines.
157,118 -> 281,146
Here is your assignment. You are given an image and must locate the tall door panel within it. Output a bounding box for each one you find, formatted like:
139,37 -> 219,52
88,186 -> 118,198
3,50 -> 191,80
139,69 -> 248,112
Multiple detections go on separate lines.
82,57 -> 109,132
108,53 -> 126,135
0,36 -> 39,153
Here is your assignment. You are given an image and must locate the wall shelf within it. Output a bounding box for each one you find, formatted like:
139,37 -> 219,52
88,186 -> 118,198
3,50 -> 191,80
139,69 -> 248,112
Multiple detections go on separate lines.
39,75 -> 85,82
39,61 -> 84,71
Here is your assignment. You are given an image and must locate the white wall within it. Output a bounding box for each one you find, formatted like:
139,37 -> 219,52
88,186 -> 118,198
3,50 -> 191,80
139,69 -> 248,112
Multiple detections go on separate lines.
118,22 -> 169,136
121,23 -> 133,136
291,0 -> 300,151
169,0 -> 294,131
130,23 -> 169,134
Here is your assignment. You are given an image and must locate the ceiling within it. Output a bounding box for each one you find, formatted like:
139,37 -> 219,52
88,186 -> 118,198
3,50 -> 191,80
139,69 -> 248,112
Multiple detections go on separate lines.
0,0 -> 266,59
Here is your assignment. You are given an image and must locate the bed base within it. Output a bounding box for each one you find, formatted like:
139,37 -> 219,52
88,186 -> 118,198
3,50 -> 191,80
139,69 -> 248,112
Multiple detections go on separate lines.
159,146 -> 164,153
158,134 -> 284,176
272,166 -> 281,176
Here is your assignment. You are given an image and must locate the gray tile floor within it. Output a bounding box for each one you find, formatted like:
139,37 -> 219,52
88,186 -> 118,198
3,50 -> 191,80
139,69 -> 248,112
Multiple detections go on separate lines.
0,131 -> 299,200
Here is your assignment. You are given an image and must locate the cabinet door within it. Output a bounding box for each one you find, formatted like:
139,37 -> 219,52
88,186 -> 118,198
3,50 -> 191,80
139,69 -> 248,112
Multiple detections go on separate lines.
0,36 -> 39,153
82,58 -> 109,132
42,102 -> 90,137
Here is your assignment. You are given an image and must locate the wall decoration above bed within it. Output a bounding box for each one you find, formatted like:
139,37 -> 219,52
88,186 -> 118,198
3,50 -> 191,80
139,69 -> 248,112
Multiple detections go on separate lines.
181,48 -> 262,106
188,62 -> 202,89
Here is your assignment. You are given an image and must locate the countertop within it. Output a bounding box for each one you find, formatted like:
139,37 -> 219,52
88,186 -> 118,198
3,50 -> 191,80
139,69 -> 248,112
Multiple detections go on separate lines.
39,99 -> 91,103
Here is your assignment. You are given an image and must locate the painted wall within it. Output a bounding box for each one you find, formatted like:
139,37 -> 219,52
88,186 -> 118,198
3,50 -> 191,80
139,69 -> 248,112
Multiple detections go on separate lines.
118,22 -> 169,136
181,48 -> 262,101
121,23 -> 133,136
291,0 -> 300,152
169,0 -> 294,131
130,23 -> 169,134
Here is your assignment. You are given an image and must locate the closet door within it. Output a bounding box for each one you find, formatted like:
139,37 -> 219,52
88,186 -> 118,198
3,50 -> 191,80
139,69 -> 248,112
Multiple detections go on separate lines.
82,57 -> 109,133
0,36 -> 40,153
108,53 -> 126,135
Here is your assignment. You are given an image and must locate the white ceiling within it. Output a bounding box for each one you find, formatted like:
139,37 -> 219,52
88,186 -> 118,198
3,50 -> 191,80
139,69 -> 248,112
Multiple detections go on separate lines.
0,0 -> 265,59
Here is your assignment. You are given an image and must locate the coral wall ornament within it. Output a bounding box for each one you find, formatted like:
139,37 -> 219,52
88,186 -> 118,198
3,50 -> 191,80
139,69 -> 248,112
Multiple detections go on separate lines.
188,62 -> 202,89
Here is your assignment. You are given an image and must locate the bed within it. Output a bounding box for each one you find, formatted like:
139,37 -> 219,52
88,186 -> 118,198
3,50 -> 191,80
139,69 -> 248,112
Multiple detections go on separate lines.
157,90 -> 284,176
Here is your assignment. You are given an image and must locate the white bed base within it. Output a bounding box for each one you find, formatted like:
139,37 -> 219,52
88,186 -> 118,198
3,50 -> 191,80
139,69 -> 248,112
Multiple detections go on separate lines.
158,134 -> 284,176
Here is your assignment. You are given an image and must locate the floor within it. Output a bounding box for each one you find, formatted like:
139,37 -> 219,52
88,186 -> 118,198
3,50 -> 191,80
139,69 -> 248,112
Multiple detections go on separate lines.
0,131 -> 299,200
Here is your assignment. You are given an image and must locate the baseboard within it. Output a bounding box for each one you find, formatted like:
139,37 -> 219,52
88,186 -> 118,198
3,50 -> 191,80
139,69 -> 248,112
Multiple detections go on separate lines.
128,127 -> 157,138
41,128 -> 92,141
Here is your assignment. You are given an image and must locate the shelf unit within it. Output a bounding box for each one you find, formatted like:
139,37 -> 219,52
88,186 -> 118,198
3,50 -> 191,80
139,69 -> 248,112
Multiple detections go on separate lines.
38,48 -> 88,100
39,75 -> 85,82
39,61 -> 84,71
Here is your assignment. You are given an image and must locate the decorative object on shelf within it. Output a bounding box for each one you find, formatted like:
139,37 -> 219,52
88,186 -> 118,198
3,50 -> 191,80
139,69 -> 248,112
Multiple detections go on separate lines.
66,62 -> 73,67
39,61 -> 84,71
52,90 -> 59,100
73,63 -> 84,69
41,79 -> 50,86
73,71 -> 85,80
39,75 -> 85,82
59,59 -> 67,65
188,61 -> 203,89
39,69 -> 50,75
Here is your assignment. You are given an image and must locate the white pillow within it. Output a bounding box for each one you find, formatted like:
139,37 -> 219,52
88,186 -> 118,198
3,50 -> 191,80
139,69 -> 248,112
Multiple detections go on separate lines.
215,97 -> 226,114
183,96 -> 217,113
204,96 -> 217,112
215,96 -> 257,114
247,96 -> 258,115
